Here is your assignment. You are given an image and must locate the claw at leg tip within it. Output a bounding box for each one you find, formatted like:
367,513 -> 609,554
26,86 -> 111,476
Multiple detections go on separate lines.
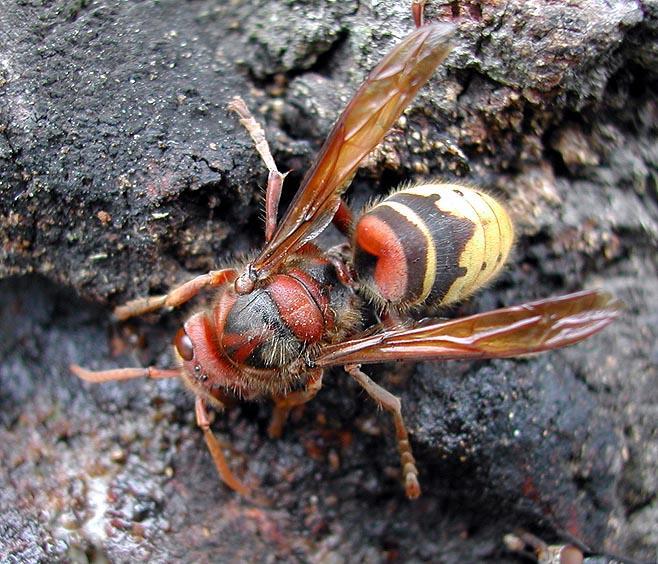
406,477 -> 421,499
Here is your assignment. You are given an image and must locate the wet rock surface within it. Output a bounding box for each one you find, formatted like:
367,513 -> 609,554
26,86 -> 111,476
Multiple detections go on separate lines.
1,1 -> 656,562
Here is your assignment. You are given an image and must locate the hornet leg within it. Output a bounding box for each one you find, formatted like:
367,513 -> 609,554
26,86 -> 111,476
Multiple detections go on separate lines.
195,396 -> 251,497
113,268 -> 238,320
411,0 -> 428,27
345,364 -> 421,499
228,96 -> 287,243
71,364 -> 180,383
268,371 -> 324,439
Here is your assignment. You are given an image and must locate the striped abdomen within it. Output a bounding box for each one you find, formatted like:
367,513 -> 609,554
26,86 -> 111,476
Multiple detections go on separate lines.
353,183 -> 514,308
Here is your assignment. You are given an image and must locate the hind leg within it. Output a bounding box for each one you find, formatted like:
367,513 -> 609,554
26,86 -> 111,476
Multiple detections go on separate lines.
345,364 -> 421,499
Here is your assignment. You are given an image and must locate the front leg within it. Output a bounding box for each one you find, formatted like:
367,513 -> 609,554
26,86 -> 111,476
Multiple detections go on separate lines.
344,364 -> 421,499
195,397 -> 251,496
268,370 -> 324,438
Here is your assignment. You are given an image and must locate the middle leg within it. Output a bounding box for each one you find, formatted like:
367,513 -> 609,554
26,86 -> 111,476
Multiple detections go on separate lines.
114,267 -> 238,320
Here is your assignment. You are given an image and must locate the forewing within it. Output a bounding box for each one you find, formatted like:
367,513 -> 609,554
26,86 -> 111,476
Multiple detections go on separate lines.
252,23 -> 454,276
315,290 -> 621,367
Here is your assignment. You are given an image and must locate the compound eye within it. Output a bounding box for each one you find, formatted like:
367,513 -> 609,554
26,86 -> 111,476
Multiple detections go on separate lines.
174,327 -> 194,361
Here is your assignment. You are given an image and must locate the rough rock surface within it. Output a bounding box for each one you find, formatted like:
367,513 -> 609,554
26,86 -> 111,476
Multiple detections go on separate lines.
1,1 -> 656,562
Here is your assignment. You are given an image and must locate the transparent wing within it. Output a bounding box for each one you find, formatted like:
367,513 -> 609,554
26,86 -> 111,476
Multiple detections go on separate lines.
315,290 -> 621,367
251,23 -> 454,277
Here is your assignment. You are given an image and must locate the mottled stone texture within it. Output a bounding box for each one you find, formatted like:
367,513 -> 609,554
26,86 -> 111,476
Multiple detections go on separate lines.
1,1 -> 656,562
